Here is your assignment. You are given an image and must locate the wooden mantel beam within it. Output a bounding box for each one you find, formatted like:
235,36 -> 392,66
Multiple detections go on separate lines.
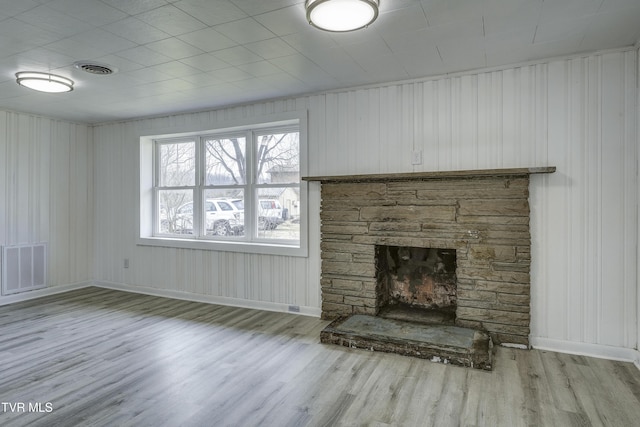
302,167 -> 556,183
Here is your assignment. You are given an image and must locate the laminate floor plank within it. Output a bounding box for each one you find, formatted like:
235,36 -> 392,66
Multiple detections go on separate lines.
1,287 -> 639,427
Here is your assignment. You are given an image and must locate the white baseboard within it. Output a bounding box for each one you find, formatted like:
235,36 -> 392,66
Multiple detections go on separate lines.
94,281 -> 322,318
531,337 -> 640,370
0,281 -> 92,306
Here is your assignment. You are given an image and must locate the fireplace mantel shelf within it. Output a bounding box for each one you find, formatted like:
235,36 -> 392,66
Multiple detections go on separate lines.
302,166 -> 556,183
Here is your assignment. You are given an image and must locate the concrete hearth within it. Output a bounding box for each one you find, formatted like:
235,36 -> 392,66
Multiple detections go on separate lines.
321,315 -> 493,370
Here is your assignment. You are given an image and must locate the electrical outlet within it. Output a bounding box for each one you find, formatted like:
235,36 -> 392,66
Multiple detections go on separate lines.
124,258 -> 129,269
411,150 -> 423,165
288,305 -> 300,313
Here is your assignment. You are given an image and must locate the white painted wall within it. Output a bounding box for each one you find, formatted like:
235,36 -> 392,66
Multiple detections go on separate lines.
0,111 -> 94,295
92,107 -> 323,315
93,47 -> 640,355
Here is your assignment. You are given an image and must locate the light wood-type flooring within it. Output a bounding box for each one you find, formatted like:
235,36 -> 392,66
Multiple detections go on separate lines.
1,287 -> 639,427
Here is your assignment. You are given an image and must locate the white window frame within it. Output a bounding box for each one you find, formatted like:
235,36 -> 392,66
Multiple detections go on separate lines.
138,112 -> 308,257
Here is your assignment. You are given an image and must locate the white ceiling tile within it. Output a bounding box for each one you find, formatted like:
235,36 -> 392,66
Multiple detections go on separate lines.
538,0 -> 602,24
580,7 -> 640,50
258,73 -> 306,96
281,29 -> 338,52
0,80 -> 26,99
146,61 -> 204,78
46,0 -> 127,27
0,18 -> 63,52
530,35 -> 584,60
214,18 -> 277,44
483,0 -> 543,35
340,36 -> 393,62
180,53 -> 230,72
135,78 -> 195,95
534,15 -> 595,44
67,29 -> 138,56
380,0 -> 421,13
600,0 -> 640,10
245,38 -> 298,60
212,46 -> 265,66
116,46 -> 173,67
236,60 -> 283,77
14,5 -> 93,38
233,77 -> 276,94
229,0 -> 301,16
393,46 -> 447,78
421,17 -> 485,44
254,6 -> 310,37
100,0 -> 170,15
436,36 -> 487,73
173,0 -> 248,26
125,67 -> 174,84
374,4 -> 429,36
178,28 -> 238,52
330,29 -> 389,48
382,28 -> 439,53
45,37 -> 109,60
354,53 -> 410,83
10,47 -> 77,70
0,0 -> 638,123
276,53 -> 339,87
136,5 -> 208,36
0,0 -> 43,18
420,0 -> 485,27
484,27 -> 537,53
146,38 -> 205,60
180,71 -> 226,87
209,66 -> 255,82
102,17 -> 172,45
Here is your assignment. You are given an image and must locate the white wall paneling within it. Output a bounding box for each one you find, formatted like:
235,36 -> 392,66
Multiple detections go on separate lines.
91,48 -> 637,354
0,111 -> 93,296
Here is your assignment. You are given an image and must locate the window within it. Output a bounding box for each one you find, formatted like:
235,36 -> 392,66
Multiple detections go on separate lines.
140,115 -> 307,256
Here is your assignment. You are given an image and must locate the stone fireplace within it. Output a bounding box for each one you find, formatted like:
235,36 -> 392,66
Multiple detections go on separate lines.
305,167 -> 555,348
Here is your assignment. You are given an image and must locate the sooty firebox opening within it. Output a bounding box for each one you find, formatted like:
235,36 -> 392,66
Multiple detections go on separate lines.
376,246 -> 457,322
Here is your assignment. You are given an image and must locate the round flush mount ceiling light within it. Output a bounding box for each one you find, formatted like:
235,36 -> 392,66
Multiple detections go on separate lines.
16,71 -> 74,93
306,0 -> 379,32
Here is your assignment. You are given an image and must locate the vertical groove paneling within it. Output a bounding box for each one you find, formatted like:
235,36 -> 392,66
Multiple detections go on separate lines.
89,49 -> 637,349
0,111 -> 93,293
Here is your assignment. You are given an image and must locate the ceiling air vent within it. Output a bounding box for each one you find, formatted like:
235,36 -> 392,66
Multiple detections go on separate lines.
73,61 -> 116,75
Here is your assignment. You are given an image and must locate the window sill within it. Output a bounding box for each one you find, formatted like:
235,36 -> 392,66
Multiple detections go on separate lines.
137,236 -> 307,257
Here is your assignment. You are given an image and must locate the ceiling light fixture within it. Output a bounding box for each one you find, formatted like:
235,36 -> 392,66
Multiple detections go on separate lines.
15,71 -> 74,93
306,0 -> 379,32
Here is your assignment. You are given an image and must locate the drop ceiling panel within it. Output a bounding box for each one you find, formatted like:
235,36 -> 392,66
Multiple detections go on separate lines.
0,0 -> 637,123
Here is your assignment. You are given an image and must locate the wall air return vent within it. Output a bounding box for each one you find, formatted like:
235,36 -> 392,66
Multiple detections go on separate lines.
2,243 -> 47,295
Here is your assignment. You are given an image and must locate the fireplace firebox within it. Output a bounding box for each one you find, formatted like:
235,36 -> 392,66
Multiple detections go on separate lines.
376,245 -> 457,312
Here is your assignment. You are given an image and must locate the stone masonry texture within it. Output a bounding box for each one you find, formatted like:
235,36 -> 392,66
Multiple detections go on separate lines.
319,175 -> 532,346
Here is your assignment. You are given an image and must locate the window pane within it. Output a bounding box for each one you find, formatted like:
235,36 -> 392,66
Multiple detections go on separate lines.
256,132 -> 299,184
158,190 -> 194,234
257,188 -> 299,241
159,142 -> 195,187
205,137 -> 246,185
203,189 -> 245,237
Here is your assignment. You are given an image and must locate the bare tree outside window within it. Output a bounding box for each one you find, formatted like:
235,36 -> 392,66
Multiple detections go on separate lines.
256,132 -> 300,184
205,137 -> 246,186
158,141 -> 195,234
153,125 -> 301,244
